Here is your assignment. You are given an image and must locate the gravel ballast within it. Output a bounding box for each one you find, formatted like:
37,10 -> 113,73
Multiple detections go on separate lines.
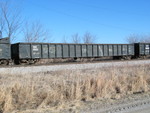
0,60 -> 150,74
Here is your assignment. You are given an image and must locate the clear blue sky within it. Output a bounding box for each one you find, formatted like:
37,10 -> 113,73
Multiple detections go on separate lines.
11,0 -> 150,43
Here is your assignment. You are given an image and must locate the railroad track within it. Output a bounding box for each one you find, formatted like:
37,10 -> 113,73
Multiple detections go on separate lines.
0,58 -> 150,69
0,59 -> 150,75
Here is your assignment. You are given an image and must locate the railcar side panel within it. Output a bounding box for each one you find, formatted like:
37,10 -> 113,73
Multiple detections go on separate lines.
128,45 -> 134,55
104,45 -> 108,56
49,45 -> 56,58
113,45 -> 118,56
139,43 -> 150,55
118,45 -> 122,56
42,44 -> 49,58
0,44 -> 11,59
69,45 -> 75,57
19,44 -> 31,59
108,45 -> 113,56
93,45 -> 98,57
140,44 -> 145,55
56,45 -> 62,58
87,45 -> 93,57
145,44 -> 150,55
31,44 -> 41,58
76,45 -> 81,57
98,45 -> 104,56
63,45 -> 69,58
81,45 -> 87,57
122,45 -> 127,55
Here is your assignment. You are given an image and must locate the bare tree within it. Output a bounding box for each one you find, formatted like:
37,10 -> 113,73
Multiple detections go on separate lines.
140,35 -> 150,43
0,1 -> 22,41
126,34 -> 140,43
23,21 -> 52,43
62,35 -> 68,43
0,2 -> 6,39
83,32 -> 96,44
0,8 -> 5,39
71,33 -> 81,43
126,34 -> 150,43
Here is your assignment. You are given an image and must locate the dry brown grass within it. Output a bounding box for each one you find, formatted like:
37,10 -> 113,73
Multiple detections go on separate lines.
0,64 -> 150,112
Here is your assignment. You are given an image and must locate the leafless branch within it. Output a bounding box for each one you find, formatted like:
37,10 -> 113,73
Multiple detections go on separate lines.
71,33 -> 81,43
23,21 -> 52,43
0,1 -> 22,42
126,34 -> 150,43
83,32 -> 96,44
62,35 -> 68,43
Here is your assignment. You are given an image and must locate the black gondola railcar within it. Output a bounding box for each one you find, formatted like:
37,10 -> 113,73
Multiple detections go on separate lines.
134,43 -> 150,58
11,42 -> 135,64
0,37 -> 11,65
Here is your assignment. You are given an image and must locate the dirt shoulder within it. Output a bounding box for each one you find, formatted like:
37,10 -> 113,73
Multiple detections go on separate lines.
79,92 -> 150,113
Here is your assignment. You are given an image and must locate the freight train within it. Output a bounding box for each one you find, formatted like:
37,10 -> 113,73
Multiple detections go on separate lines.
0,37 -> 150,65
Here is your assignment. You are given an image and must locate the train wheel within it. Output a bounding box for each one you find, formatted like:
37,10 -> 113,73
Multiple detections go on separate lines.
126,56 -> 131,60
19,59 -> 29,65
28,59 -> 36,64
142,56 -> 146,59
0,60 -> 8,65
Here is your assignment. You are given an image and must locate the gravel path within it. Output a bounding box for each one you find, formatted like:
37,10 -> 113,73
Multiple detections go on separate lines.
87,100 -> 150,113
79,92 -> 150,113
91,99 -> 150,113
0,59 -> 150,75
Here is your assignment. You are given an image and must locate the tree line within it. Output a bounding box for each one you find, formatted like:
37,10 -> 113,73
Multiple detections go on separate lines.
62,32 -> 96,44
0,1 -> 51,43
126,34 -> 150,44
0,1 -> 97,44
0,1 -> 149,44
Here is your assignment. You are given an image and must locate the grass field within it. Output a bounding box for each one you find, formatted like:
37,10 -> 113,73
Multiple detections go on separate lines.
0,64 -> 150,113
